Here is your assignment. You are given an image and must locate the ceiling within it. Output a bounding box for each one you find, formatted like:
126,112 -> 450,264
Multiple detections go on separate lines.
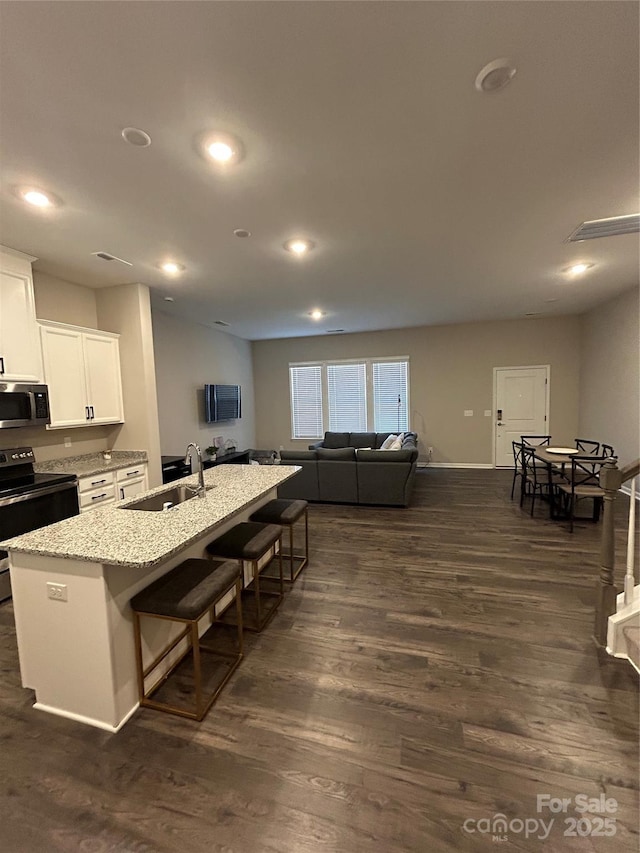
0,1 -> 638,341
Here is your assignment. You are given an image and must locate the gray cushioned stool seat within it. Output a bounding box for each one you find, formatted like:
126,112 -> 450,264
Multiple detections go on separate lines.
206,522 -> 282,561
249,499 -> 307,526
131,558 -> 239,620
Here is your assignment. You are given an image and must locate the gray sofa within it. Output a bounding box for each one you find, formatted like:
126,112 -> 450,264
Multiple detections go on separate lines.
278,431 -> 418,507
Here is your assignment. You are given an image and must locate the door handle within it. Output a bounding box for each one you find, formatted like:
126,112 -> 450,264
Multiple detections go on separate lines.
89,406 -> 95,419
85,406 -> 90,420
0,356 -> 4,374
497,422 -> 504,426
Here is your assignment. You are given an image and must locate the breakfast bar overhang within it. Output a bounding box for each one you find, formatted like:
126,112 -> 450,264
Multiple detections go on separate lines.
1,464 -> 298,732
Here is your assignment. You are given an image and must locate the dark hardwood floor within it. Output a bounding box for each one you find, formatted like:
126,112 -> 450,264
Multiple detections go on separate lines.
0,468 -> 637,852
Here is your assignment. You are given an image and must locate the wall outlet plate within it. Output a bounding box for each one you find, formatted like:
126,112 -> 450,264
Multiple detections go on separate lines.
64,436 -> 72,448
47,582 -> 67,602
484,410 -> 492,417
464,410 -> 474,417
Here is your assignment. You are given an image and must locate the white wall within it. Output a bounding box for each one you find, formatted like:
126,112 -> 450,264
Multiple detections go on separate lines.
33,270 -> 98,328
252,315 -> 582,465
152,310 -> 256,457
96,284 -> 163,487
579,287 -> 639,467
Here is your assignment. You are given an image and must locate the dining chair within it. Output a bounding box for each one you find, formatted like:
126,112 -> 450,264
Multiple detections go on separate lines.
575,438 -> 600,455
601,443 -> 616,458
521,435 -> 551,447
511,441 -> 525,500
521,446 -> 564,516
521,435 -> 552,470
557,455 -> 606,533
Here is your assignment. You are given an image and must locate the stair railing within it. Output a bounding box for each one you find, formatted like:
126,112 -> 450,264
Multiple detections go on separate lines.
594,457 -> 640,647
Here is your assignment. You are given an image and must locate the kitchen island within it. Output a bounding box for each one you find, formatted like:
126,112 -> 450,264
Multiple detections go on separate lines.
2,463 -> 299,732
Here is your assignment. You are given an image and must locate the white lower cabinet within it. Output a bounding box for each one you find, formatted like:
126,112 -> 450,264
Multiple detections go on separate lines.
116,464 -> 148,501
39,321 -> 124,429
78,463 -> 147,513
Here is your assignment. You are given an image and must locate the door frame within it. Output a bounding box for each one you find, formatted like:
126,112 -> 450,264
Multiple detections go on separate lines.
492,364 -> 550,468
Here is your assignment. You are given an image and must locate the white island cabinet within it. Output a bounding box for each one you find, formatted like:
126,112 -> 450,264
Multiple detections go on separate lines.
39,320 -> 124,428
0,246 -> 43,382
2,464 -> 299,732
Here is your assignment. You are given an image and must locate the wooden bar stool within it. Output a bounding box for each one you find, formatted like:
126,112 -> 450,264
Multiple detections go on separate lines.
130,558 -> 243,721
206,522 -> 283,632
249,499 -> 309,582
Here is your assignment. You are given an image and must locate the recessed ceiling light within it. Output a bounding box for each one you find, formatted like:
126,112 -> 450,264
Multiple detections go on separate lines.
475,58 -> 517,93
233,229 -> 251,238
309,309 -> 325,320
285,238 -> 315,255
159,261 -> 185,275
199,131 -> 244,165
121,127 -> 152,147
19,187 -> 56,208
164,296 -> 175,303
564,262 -> 594,276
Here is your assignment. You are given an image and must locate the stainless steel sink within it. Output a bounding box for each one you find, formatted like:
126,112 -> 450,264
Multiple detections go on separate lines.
121,484 -> 211,512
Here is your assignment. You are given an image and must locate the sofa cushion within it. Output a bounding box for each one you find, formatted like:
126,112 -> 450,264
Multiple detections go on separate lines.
349,432 -> 377,449
357,449 -> 415,463
317,447 -> 356,461
323,432 -> 350,449
280,449 -> 317,461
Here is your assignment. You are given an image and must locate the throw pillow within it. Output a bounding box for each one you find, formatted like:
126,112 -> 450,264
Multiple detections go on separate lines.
380,434 -> 398,450
387,437 -> 403,451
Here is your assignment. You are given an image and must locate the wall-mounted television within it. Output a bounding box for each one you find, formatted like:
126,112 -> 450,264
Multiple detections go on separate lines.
204,384 -> 241,422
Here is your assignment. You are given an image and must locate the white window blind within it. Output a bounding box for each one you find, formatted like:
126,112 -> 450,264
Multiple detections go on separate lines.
327,362 -> 367,432
373,361 -> 409,433
289,365 -> 323,439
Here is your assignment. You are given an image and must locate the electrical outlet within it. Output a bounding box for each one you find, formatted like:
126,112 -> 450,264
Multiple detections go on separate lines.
64,436 -> 72,448
47,582 -> 67,602
428,446 -> 433,454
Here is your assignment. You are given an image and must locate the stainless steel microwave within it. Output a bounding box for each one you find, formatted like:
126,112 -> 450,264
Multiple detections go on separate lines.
0,383 -> 50,428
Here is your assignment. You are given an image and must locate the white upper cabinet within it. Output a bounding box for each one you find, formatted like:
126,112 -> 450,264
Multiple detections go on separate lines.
0,247 -> 43,383
40,320 -> 124,428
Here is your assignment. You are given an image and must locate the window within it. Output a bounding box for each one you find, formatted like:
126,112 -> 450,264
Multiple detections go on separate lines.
289,357 -> 409,438
289,365 -> 323,439
327,362 -> 367,431
373,360 -> 409,433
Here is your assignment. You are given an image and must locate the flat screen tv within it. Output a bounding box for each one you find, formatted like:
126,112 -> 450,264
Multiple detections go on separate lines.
204,384 -> 241,422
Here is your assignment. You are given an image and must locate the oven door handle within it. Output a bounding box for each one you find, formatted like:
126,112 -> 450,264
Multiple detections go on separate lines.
0,479 -> 79,507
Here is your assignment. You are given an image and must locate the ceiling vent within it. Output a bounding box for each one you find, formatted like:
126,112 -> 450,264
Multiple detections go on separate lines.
566,214 -> 640,242
214,320 -> 230,327
92,251 -> 133,266
326,329 -> 345,334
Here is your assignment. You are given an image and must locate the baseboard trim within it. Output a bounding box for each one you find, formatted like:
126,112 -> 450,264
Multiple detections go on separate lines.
418,462 -> 493,469
33,701 -> 139,733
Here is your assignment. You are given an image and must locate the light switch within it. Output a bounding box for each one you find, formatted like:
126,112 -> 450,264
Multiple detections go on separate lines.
464,410 -> 473,417
484,410 -> 492,417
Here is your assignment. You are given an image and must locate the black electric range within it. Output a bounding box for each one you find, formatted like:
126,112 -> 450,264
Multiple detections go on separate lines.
0,446 -> 80,601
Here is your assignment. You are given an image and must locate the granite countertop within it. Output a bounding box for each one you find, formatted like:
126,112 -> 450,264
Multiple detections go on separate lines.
1,464 -> 299,569
34,450 -> 148,478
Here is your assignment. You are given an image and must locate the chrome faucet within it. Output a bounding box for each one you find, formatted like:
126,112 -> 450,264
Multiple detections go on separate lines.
184,442 -> 206,497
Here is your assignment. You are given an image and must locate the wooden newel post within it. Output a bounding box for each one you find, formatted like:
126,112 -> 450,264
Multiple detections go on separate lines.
594,459 -> 622,647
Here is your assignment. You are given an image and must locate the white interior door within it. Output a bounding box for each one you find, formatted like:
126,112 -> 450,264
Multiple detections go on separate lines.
494,366 -> 549,467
